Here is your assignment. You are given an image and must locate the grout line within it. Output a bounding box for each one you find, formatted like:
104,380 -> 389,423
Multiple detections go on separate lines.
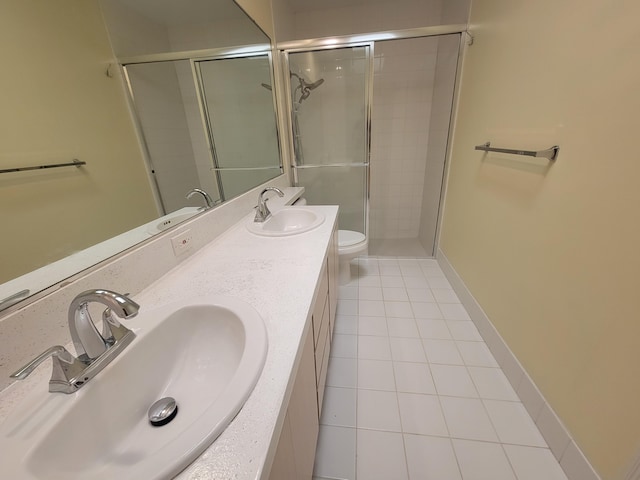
354,279 -> 359,480
500,442 -> 521,480
335,256 -> 571,480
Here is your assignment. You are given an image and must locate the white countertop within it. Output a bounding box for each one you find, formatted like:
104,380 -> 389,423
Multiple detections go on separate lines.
0,200 -> 336,480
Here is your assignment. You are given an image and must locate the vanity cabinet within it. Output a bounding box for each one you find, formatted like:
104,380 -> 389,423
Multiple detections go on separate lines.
313,262 -> 331,414
269,328 -> 318,479
269,227 -> 338,480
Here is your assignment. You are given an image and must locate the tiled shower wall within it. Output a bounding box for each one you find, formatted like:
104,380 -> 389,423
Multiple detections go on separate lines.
369,37 -> 439,241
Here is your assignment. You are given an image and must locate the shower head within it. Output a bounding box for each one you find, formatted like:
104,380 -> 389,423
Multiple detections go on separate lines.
261,83 -> 272,91
305,78 -> 324,90
290,72 -> 324,103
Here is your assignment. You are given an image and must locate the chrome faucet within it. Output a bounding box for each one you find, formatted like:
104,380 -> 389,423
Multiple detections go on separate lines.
10,346 -> 87,392
68,289 -> 139,361
10,289 -> 139,393
186,188 -> 214,210
254,187 -> 284,222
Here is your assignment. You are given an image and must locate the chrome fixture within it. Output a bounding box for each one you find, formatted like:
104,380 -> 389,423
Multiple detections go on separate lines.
474,142 -> 560,161
10,289 -> 140,393
0,159 -> 86,175
148,397 -> 179,426
186,188 -> 214,210
254,187 -> 284,222
291,72 -> 324,103
10,346 -> 87,392
69,290 -> 139,360
0,289 -> 30,312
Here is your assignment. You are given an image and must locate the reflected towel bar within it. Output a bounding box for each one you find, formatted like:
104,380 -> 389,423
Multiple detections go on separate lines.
0,159 -> 86,174
0,289 -> 30,311
475,142 -> 559,161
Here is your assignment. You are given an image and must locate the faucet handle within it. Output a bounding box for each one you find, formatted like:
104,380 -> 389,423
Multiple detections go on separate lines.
102,307 -> 135,343
10,345 -> 87,393
101,292 -> 136,343
253,197 -> 270,209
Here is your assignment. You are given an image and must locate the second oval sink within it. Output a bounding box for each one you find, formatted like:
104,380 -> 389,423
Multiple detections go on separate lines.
246,207 -> 325,237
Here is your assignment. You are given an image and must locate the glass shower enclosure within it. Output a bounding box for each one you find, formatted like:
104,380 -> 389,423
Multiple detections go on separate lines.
123,52 -> 282,215
282,33 -> 461,257
284,45 -> 372,238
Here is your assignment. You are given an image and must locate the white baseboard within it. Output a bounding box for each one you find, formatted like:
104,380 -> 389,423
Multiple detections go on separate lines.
436,249 -> 601,480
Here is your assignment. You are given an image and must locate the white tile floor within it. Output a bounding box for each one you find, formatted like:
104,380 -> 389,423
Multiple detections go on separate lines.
313,257 -> 568,480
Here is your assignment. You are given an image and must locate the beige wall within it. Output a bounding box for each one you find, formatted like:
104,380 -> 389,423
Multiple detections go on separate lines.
440,0 -> 640,478
236,0 -> 275,40
0,0 -> 157,283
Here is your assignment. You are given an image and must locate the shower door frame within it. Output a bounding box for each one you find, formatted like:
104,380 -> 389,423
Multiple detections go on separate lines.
277,24 -> 468,256
280,41 -> 375,240
120,44 -> 284,212
191,50 -> 283,202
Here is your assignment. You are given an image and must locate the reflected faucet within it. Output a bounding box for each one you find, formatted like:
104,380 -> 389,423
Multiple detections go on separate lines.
10,289 -> 140,393
254,187 -> 284,222
186,188 -> 214,210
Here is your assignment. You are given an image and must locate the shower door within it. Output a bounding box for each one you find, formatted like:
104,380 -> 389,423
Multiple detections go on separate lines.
124,52 -> 282,214
285,44 -> 371,237
195,54 -> 282,200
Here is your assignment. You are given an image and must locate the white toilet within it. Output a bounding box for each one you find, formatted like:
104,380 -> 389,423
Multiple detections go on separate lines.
294,197 -> 368,285
337,229 -> 368,285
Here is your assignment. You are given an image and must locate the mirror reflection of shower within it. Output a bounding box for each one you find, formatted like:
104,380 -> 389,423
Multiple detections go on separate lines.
290,71 -> 325,165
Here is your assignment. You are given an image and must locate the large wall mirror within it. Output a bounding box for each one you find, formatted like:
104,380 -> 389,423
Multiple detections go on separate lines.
0,0 -> 282,311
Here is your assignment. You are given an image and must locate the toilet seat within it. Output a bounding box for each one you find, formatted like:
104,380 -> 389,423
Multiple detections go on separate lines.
338,230 -> 366,254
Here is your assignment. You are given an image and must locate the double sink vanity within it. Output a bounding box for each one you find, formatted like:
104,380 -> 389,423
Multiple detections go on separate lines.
0,187 -> 338,479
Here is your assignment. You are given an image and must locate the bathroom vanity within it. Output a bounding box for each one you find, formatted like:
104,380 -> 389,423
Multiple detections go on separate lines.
0,192 -> 339,479
269,222 -> 338,479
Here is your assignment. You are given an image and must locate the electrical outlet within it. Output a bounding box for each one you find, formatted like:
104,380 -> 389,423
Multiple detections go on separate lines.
171,230 -> 193,256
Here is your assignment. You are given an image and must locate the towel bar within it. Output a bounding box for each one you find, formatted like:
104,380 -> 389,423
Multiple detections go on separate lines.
474,142 -> 559,161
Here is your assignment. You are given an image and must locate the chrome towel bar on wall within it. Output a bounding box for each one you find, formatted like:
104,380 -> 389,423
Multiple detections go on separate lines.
0,159 -> 86,174
474,142 -> 559,161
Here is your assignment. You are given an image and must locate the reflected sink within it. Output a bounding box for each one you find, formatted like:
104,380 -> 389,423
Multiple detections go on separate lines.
246,207 -> 325,237
0,295 -> 268,480
146,207 -> 201,234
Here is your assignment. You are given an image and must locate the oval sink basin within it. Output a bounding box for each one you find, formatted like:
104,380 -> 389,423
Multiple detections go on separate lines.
246,207 -> 325,237
0,295 -> 268,480
147,207 -> 201,234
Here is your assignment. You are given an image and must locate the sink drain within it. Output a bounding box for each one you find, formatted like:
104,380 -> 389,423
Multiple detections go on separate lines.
148,397 -> 178,427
